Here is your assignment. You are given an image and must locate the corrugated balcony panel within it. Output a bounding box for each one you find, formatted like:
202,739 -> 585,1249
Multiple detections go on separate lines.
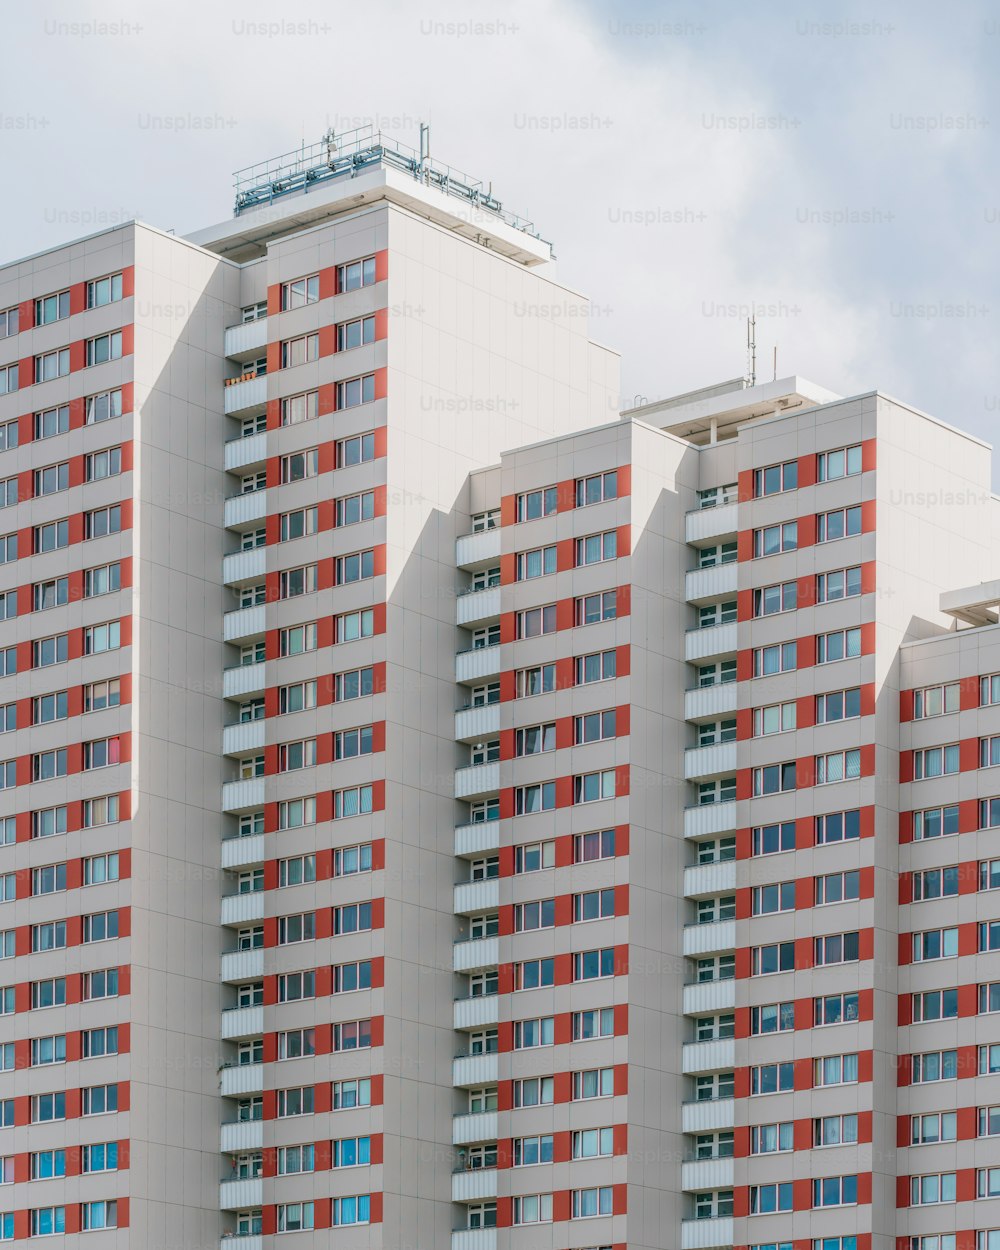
683,802 -> 737,839
684,742 -> 737,782
684,621 -> 737,664
220,1121 -> 263,1153
221,834 -> 266,872
454,879 -> 500,916
220,949 -> 264,984
680,1159 -> 735,1193
453,996 -> 500,1030
219,1178 -> 263,1211
680,1099 -> 735,1134
221,777 -> 265,813
451,1231 -> 497,1250
452,1053 -> 499,1089
222,721 -> 265,757
683,861 -> 737,899
224,489 -> 267,529
223,548 -> 266,587
220,1064 -> 264,1097
453,937 -> 499,974
224,662 -> 266,700
685,501 -> 739,546
223,374 -> 267,415
220,890 -> 265,926
457,586 -> 501,627
684,683 -> 738,723
683,919 -> 736,958
456,646 -> 502,684
456,529 -> 501,569
680,1216 -> 734,1250
455,704 -> 501,743
224,318 -> 268,359
682,980 -> 736,1016
685,562 -> 738,605
452,1111 -> 498,1145
224,430 -> 267,473
451,1169 -> 499,1203
455,822 -> 501,858
218,1235 -> 261,1250
681,1038 -> 736,1074
220,1004 -> 264,1040
223,604 -> 265,644
455,762 -> 500,800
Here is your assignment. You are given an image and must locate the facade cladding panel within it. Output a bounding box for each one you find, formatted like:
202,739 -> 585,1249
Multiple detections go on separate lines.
0,148 -> 996,1250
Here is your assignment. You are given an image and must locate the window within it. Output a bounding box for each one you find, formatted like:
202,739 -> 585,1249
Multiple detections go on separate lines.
333,1020 -> 372,1052
85,505 -> 122,540
914,745 -> 960,779
336,431 -> 376,467
83,911 -> 119,943
751,1002 -> 795,1034
575,888 -> 616,921
573,1007 -> 615,1040
279,507 -> 318,541
514,958 -> 554,990
817,506 -> 862,543
816,749 -> 861,784
517,604 -> 557,638
83,563 -> 120,597
575,710 -> 617,744
813,1054 -> 859,1087
572,1188 -> 613,1219
754,460 -> 798,496
83,798 -> 119,830
279,564 -> 318,598
911,1174 -> 956,1205
574,830 -> 616,864
278,856 -> 318,890
814,1114 -> 858,1146
0,533 -> 15,564
752,762 -> 796,795
336,490 -> 375,527
33,461 -> 69,497
333,784 -> 374,819
698,659 -> 737,688
31,1035 -> 66,1067
576,530 -> 617,565
81,1201 -> 117,1231
513,1135 -> 554,1165
915,804 -> 960,839
334,844 -> 372,877
32,863 -> 67,895
30,1150 -> 66,1179
31,921 -> 65,952
818,444 -> 862,481
337,374 -> 375,408
573,949 -> 615,981
816,688 -> 862,723
572,1068 -> 613,1099
332,1078 -> 371,1110
86,447 -> 122,482
752,882 -> 795,914
86,388 -> 123,424
813,1176 -> 858,1208
913,1112 -> 957,1144
36,289 -> 71,324
913,865 -> 960,901
913,682 -> 960,718
814,932 -> 860,965
277,914 -> 315,946
338,255 -> 377,290
752,942 -> 795,975
82,1084 -> 118,1115
516,486 -> 557,521
750,1183 -> 793,1213
336,314 -> 376,351
575,770 -> 616,803
32,691 -> 67,724
30,1209 -> 66,1237
280,274 -> 319,309
751,1062 -> 794,1094
336,549 -> 375,584
83,737 -> 121,770
83,969 -> 119,1000
35,348 -> 71,384
817,628 -> 861,663
815,870 -> 861,906
576,650 -> 616,684
83,852 -> 120,884
753,522 -> 797,557
86,332 -> 123,367
276,1088 -> 314,1117
334,961 -> 372,993
516,545 -> 557,580
753,642 -> 796,676
754,582 -> 797,616
276,1144 -> 314,1175
753,822 -> 796,856
816,565 -> 863,602
699,600 -> 736,627
513,900 -> 555,932
32,519 -> 67,553
514,783 -> 555,815
0,306 -> 18,337
333,902 -> 373,936
280,332 -> 319,368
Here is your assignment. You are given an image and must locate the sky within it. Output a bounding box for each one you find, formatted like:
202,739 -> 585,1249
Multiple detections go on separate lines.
5,0 -> 999,462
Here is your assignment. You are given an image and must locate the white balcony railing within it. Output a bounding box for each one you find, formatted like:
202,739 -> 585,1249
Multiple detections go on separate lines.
219,1178 -> 263,1211
222,721 -> 265,758
455,821 -> 501,858
685,621 -> 737,664
221,834 -> 266,872
452,1052 -> 499,1089
454,879 -> 500,916
453,936 -> 499,974
683,802 -> 737,839
681,1038 -> 736,1075
685,563 -> 738,605
451,1230 -> 497,1250
220,1004 -> 264,1041
455,704 -> 501,743
223,548 -> 266,587
224,430 -> 267,474
224,662 -> 266,700
682,979 -> 736,1017
451,1168 -> 499,1203
220,949 -> 264,984
684,742 -> 737,782
684,683 -> 738,722
456,529 -> 501,569
685,500 -> 739,546
224,489 -> 267,529
683,919 -> 736,958
456,646 -> 502,685
220,890 -> 265,927
223,374 -> 267,416
455,762 -> 500,800
680,1216 -> 734,1250
220,1120 -> 263,1153
457,586 -> 501,628
224,318 -> 268,360
683,860 -> 737,899
452,1110 -> 498,1145
220,1063 -> 264,1097
221,777 -> 265,814
454,995 -> 500,1031
680,1158 -> 735,1193
223,604 -> 265,644
680,1098 -> 735,1134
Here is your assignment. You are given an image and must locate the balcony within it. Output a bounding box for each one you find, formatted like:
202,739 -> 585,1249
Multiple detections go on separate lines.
684,683 -> 738,723
457,586 -> 501,628
224,605 -> 265,644
455,704 -> 501,744
454,879 -> 500,916
453,1110 -> 498,1145
456,529 -> 501,569
223,548 -> 267,587
221,834 -> 265,872
222,778 -> 265,814
452,1168 -> 498,1203
224,662 -> 266,700
224,429 -> 267,474
685,622 -> 737,664
219,1178 -> 263,1211
683,802 -> 736,839
451,1231 -> 497,1250
456,645 -> 501,685
685,563 -> 738,605
681,1098 -> 735,1134
220,949 -> 265,984
224,374 -> 267,416
220,890 -> 265,927
224,318 -> 268,360
685,500 -> 739,546
220,1063 -> 264,1097
681,1038 -> 736,1075
220,1004 -> 264,1041
455,762 -> 500,801
684,742 -> 737,782
455,821 -> 501,858
453,936 -> 499,974
452,1052 -> 499,1089
682,980 -> 736,1017
224,489 -> 267,530
218,1237 -> 261,1250
454,995 -> 500,1031
220,1120 -> 263,1153
683,919 -> 735,958
680,1216 -> 734,1250
683,861 -> 737,899
681,1158 -> 735,1193
223,721 -> 265,758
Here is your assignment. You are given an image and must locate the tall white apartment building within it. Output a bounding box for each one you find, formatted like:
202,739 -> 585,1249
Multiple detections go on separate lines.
0,127 -> 998,1250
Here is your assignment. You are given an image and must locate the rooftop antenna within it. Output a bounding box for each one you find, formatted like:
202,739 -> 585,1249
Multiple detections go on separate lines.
419,122 -> 431,183
746,316 -> 757,387
773,345 -> 778,382
324,128 -> 338,168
